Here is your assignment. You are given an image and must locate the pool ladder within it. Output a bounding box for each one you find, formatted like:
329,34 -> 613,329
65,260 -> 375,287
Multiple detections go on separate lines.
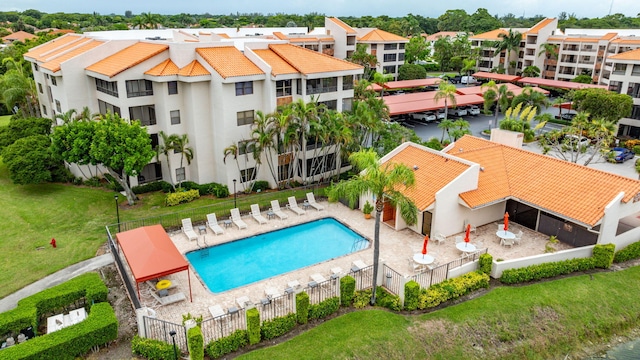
197,235 -> 209,258
352,237 -> 368,252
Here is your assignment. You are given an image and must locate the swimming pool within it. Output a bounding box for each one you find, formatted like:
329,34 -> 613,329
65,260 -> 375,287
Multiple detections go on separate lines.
186,217 -> 369,293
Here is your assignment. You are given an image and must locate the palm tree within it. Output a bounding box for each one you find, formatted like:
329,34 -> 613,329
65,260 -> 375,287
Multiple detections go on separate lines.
156,131 -> 177,191
481,80 -> 514,128
433,81 -> 457,123
494,29 -> 522,75
0,58 -> 40,118
511,86 -> 549,114
327,149 -> 418,305
538,43 -> 559,79
437,118 -> 454,143
172,134 -> 194,188
54,109 -> 78,125
522,65 -> 541,78
348,43 -> 378,80
372,72 -> 393,98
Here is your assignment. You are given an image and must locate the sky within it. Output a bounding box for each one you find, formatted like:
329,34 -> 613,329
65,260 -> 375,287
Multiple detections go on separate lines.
2,0 -> 640,19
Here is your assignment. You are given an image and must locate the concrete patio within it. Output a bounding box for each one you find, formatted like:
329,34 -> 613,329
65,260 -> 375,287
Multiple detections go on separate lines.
127,200 -> 572,324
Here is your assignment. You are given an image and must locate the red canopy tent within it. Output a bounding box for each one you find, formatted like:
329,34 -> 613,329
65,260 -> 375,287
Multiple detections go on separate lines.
116,224 -> 192,301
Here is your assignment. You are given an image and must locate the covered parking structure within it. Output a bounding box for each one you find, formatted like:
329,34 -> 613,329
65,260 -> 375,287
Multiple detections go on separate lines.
472,71 -> 521,83
116,224 -> 193,301
456,82 -> 549,97
517,77 -> 608,90
370,78 -> 442,92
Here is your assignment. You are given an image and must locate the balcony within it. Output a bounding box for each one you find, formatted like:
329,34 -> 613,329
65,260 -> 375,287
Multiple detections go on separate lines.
276,96 -> 293,107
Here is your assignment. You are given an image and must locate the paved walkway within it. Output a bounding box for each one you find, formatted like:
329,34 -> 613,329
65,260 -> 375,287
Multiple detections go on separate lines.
0,254 -> 114,313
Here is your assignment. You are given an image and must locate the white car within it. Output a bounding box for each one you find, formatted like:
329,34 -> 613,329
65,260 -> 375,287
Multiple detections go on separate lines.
435,111 -> 446,120
412,112 -> 437,123
564,134 -> 590,149
466,105 -> 481,116
451,108 -> 467,117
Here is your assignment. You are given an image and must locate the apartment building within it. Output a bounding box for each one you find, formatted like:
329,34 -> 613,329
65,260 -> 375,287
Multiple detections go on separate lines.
603,48 -> 640,138
24,29 -> 363,191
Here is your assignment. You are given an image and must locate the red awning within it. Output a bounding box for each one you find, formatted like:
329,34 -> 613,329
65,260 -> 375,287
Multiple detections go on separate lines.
456,83 -> 549,96
386,94 -> 485,115
383,78 -> 441,89
473,71 -> 521,82
517,77 -> 608,90
116,224 -> 192,301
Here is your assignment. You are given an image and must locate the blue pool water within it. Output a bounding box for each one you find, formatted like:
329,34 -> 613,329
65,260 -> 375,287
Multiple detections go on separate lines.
186,217 -> 369,293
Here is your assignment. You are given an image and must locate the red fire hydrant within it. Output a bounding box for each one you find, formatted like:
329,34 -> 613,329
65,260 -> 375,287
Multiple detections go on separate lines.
50,238 -> 57,248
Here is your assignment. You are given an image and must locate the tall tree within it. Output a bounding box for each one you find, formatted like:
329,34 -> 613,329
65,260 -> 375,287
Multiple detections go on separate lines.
0,58 -> 39,118
404,35 -> 430,64
434,81 -> 457,124
510,86 -> 548,114
156,130 -> 177,190
571,88 -> 633,123
171,133 -> 194,188
494,29 -> 523,75
347,43 -> 378,80
481,80 -> 514,128
327,149 -> 418,305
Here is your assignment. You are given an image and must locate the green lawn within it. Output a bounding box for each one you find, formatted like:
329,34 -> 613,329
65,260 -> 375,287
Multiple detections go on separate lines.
240,266 -> 640,360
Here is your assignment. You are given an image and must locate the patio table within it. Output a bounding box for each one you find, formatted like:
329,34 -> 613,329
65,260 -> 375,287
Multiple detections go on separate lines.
413,253 -> 434,265
496,230 -> 515,241
456,242 -> 477,253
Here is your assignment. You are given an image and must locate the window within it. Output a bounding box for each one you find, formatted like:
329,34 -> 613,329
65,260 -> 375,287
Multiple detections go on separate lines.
238,140 -> 255,155
307,77 -> 337,94
95,78 -> 119,97
342,98 -> 353,112
98,100 -> 121,116
342,75 -> 354,90
609,81 -> 623,94
175,167 -> 186,182
170,110 -> 181,125
42,106 -> 47,115
126,79 -> 153,97
384,43 -> 397,50
129,105 -> 156,126
51,77 -> 57,86
150,133 -> 159,149
319,100 -> 337,110
240,167 -> 256,183
168,81 -> 178,95
34,64 -> 39,71
276,80 -> 292,97
399,43 -> 405,50
628,83 -> 640,98
383,53 -> 397,62
55,100 -> 61,113
632,65 -> 640,76
237,110 -> 254,126
398,53 -> 405,62
38,83 -> 43,93
613,63 -> 627,75
296,79 -> 302,95
235,81 -> 253,96
383,65 -> 396,74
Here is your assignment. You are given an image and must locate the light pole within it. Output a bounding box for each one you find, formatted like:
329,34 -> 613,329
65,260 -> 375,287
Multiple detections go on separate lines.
169,330 -> 177,360
114,194 -> 120,233
233,179 -> 237,208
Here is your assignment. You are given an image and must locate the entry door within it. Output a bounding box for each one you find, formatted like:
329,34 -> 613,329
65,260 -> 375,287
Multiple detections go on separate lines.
382,200 -> 395,222
421,211 -> 432,236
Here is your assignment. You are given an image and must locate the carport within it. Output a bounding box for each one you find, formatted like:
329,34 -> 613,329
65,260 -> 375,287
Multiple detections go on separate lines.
472,71 -> 521,83
116,224 -> 193,301
517,77 -> 608,90
456,83 -> 549,96
385,92 -> 484,115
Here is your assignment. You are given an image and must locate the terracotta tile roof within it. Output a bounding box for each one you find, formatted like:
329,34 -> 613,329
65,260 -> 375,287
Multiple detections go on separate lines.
358,29 -> 407,42
36,37 -> 92,61
608,48 -> 640,61
320,37 -> 334,42
383,144 -> 471,210
24,34 -> 83,60
601,32 -> 618,40
564,37 -> 599,43
289,37 -> 320,43
471,29 -> 508,41
196,46 -> 264,78
273,32 -> 288,40
612,38 -> 640,45
41,39 -> 104,72
268,43 -> 362,75
217,33 -> 230,39
547,36 -> 564,42
327,17 -> 356,34
252,49 -> 298,76
528,18 -> 555,34
145,59 -> 179,76
449,136 -> 640,226
86,42 -> 168,78
2,30 -> 36,42
178,60 -> 210,76
424,32 -> 459,41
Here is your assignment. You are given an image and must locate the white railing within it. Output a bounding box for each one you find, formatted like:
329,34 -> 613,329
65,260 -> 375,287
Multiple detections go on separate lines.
490,245 -> 595,278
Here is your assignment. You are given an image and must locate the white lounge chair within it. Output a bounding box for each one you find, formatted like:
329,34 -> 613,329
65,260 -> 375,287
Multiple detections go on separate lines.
251,204 -> 267,224
209,305 -> 225,318
306,192 -> 324,211
181,218 -> 198,241
230,208 -> 248,229
206,213 -> 224,235
150,290 -> 186,306
270,200 -> 289,219
287,196 -> 305,215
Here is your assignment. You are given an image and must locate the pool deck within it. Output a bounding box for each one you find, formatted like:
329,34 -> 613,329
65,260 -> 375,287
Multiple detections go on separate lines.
132,201 -> 571,323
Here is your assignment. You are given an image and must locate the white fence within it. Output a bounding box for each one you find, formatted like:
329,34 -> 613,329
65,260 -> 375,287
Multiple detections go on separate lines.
490,245 -> 595,278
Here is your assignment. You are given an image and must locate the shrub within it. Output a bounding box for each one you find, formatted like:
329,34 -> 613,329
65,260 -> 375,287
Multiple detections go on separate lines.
132,180 -> 173,194
246,308 -> 261,345
340,276 -> 356,306
103,173 -> 124,191
479,253 -> 493,275
295,292 -> 309,324
260,314 -> 296,340
624,139 -> 640,150
252,180 -> 270,192
353,289 -> 372,308
404,280 -> 420,311
375,287 -> 402,311
187,326 -> 204,360
308,297 -> 340,320
165,189 -> 200,206
206,330 -> 248,359
132,335 -> 175,360
634,145 -> 640,155
212,184 -> 230,198
499,257 -> 596,284
614,241 -> 640,263
592,243 -> 615,269
417,271 -> 490,309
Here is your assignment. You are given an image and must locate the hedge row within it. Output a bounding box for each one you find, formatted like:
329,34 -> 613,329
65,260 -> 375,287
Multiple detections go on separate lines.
260,314 -> 296,340
500,244 -> 615,284
340,276 -> 355,307
132,180 -> 230,198
205,330 -> 248,359
614,241 -> 640,263
0,273 -> 108,336
1,302 -> 117,360
417,271 -> 490,310
308,297 -> 340,320
131,335 -> 175,360
165,189 -> 200,206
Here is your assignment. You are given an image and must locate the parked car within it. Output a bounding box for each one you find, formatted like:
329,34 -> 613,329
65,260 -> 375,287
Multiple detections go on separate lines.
435,110 -> 446,120
466,105 -> 481,116
564,134 -> 590,149
560,112 -> 577,121
460,76 -> 479,85
412,112 -> 437,123
451,107 -> 468,117
610,147 -> 635,163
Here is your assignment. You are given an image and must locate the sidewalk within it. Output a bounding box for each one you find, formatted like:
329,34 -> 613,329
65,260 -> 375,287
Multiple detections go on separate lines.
0,254 -> 114,313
